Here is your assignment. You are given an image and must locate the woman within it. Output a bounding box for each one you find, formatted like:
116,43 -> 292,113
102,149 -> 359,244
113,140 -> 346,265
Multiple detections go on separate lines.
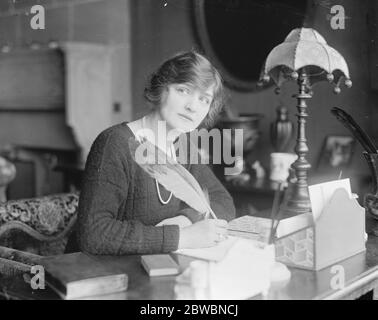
78,51 -> 236,255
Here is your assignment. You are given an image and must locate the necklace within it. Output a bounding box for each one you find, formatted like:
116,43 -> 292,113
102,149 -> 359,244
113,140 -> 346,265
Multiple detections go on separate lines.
155,179 -> 173,204
142,116 -> 174,205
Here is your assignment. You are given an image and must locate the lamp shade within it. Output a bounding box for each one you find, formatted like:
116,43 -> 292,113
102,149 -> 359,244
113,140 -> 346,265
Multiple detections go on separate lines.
259,28 -> 351,91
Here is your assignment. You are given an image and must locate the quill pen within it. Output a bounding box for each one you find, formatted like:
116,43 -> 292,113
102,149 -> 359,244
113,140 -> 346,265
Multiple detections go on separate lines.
128,137 -> 217,219
331,107 -> 377,154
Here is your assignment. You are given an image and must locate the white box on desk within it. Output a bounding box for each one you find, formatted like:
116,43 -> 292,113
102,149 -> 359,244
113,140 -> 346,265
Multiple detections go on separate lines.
275,188 -> 366,270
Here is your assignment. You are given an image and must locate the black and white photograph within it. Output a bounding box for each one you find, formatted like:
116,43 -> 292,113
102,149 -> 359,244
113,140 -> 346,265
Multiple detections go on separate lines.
317,135 -> 355,171
0,0 -> 378,306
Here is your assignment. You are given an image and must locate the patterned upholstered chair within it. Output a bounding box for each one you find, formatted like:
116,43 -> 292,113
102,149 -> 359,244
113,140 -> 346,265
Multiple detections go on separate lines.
0,193 -> 79,257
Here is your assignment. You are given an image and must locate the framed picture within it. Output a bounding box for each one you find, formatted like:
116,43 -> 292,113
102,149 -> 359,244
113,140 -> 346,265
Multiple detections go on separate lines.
317,135 -> 355,171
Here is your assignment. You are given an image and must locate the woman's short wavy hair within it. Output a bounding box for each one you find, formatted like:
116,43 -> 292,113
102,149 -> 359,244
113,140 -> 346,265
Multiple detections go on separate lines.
144,50 -> 224,128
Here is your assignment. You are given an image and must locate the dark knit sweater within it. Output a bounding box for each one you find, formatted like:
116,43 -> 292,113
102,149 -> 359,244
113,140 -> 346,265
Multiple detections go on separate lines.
78,122 -> 236,255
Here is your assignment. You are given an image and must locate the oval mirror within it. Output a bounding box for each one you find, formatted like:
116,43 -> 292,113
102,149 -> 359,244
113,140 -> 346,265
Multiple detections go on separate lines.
193,0 -> 308,91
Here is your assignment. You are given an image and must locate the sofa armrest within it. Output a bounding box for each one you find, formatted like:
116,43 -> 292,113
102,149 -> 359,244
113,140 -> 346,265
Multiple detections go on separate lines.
0,193 -> 79,256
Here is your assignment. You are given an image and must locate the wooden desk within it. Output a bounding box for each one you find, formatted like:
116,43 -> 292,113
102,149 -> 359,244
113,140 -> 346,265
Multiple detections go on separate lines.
222,172 -> 371,216
1,217 -> 378,300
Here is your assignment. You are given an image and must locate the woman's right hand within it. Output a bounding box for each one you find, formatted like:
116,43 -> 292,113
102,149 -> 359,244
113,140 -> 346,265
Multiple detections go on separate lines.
178,219 -> 228,249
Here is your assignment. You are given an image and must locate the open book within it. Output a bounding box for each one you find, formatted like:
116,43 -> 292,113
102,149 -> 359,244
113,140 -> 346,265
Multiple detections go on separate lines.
175,214 -> 313,262
175,236 -> 238,262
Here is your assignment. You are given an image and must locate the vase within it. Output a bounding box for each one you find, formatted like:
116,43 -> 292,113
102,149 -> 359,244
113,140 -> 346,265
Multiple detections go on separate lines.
363,152 -> 378,220
215,114 -> 263,177
270,106 -> 294,152
218,114 -> 263,153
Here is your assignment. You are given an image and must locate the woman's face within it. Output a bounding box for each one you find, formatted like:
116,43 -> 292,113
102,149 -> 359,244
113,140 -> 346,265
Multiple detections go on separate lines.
158,83 -> 214,133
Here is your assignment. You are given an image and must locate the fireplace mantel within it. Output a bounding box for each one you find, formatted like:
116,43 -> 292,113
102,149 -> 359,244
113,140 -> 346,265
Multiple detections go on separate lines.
0,42 -> 115,165
0,43 -> 119,198
61,42 -> 114,164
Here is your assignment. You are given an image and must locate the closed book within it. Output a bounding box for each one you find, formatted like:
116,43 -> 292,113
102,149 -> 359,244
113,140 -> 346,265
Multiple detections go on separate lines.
41,252 -> 128,300
141,254 -> 180,277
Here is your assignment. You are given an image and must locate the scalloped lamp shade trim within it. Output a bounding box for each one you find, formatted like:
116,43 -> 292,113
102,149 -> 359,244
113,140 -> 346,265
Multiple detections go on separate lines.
260,28 -> 351,88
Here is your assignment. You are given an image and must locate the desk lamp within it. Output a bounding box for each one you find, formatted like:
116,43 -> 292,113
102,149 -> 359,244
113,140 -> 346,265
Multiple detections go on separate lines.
258,28 -> 352,215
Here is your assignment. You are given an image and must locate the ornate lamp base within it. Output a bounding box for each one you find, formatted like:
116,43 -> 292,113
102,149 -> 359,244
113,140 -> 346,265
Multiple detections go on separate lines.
278,73 -> 313,217
280,181 -> 312,217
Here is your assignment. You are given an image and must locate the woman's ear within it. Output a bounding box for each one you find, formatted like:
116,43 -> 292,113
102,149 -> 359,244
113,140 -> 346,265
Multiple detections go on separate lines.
159,86 -> 169,105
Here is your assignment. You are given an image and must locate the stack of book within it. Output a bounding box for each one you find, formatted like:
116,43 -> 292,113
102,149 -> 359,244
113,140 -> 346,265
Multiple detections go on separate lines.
41,252 -> 128,300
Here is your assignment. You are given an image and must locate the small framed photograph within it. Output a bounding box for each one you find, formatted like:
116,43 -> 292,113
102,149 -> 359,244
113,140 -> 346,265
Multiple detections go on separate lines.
317,135 -> 355,171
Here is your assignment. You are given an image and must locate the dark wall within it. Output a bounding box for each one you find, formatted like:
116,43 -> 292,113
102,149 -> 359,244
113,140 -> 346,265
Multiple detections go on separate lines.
0,0 -> 377,177
131,0 -> 378,176
131,0 -> 197,119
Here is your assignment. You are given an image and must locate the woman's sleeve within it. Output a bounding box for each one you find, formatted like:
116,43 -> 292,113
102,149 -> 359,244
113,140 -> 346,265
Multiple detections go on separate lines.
190,164 -> 236,222
78,130 -> 179,255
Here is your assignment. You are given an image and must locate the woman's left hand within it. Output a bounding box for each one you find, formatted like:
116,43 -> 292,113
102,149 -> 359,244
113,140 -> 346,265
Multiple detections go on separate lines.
155,215 -> 192,228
